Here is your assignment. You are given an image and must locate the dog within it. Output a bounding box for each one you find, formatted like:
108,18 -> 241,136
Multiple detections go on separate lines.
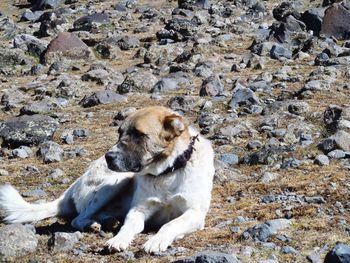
0,106 -> 215,253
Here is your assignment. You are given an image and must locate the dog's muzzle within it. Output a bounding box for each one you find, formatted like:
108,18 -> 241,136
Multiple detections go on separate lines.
105,151 -> 142,173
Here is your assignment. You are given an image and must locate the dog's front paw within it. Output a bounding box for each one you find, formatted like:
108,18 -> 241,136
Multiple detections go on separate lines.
105,236 -> 131,252
143,234 -> 172,253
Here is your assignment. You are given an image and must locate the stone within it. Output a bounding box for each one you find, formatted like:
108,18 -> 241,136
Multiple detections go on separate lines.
270,44 -> 292,60
0,48 -> 32,76
260,172 -> 279,183
0,115 -> 59,148
12,146 -> 33,159
118,71 -> 158,94
230,83 -> 260,109
241,223 -> 274,242
332,130 -> 350,151
20,100 -> 56,115
314,154 -> 330,166
22,188 -> 47,197
116,35 -> 140,50
44,32 -> 94,64
38,141 -> 64,163
328,150 -> 347,159
152,72 -> 191,93
167,96 -> 195,113
324,243 -> 350,263
48,168 -> 64,179
0,224 -> 38,262
281,246 -> 298,254
200,75 -> 224,97
80,90 -> 127,107
52,232 -> 82,252
320,3 -> 350,40
21,9 -> 44,22
219,154 -> 239,165
73,13 -> 110,32
288,101 -> 309,115
172,250 -> 240,263
272,2 -> 300,22
13,34 -> 48,57
0,169 -> 9,176
306,254 -> 321,263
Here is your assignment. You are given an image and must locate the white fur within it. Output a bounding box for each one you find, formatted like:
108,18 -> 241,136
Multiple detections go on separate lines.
106,127 -> 215,253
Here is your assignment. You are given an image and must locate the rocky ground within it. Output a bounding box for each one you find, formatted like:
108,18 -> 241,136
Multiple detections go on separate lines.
0,0 -> 350,262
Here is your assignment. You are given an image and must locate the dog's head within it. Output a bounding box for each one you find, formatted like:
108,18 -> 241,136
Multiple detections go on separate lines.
105,106 -> 189,173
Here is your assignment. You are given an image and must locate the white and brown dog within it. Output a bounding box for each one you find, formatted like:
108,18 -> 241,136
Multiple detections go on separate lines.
0,106 -> 215,253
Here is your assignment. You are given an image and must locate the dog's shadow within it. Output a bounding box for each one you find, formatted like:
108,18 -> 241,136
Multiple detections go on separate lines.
35,221 -> 76,235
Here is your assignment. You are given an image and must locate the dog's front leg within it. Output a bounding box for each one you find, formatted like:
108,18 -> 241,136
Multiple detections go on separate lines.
144,209 -> 205,253
105,208 -> 146,252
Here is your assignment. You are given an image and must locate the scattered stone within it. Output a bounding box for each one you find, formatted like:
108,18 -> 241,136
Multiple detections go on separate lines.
12,146 -> 33,159
13,34 -> 48,57
270,44 -> 292,60
314,154 -> 330,166
22,188 -> 47,197
320,3 -> 350,40
0,115 -> 59,148
281,246 -> 298,254
200,75 -> 224,97
44,32 -> 94,64
48,168 -> 64,179
230,83 -> 260,110
0,169 -> 9,176
219,154 -> 239,165
172,250 -> 240,263
0,224 -> 38,262
51,232 -> 82,252
73,13 -> 110,32
38,141 -> 64,163
80,90 -> 127,107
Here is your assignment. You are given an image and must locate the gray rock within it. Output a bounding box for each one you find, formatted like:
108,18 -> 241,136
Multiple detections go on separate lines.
118,70 -> 158,94
22,188 -> 47,197
0,224 -> 38,261
332,130 -> 350,151
288,101 -> 309,115
200,75 -> 224,97
21,9 -> 44,22
230,83 -> 260,110
0,48 -> 33,76
116,35 -> 140,50
314,154 -> 330,166
0,114 -> 59,148
324,243 -> 350,263
73,13 -> 110,32
12,146 -> 33,159
241,223 -> 274,242
270,44 -> 292,60
48,168 -> 64,179
0,169 -> 9,176
80,90 -> 127,107
13,34 -> 48,57
38,141 -> 64,163
260,172 -> 279,183
20,100 -> 57,115
266,219 -> 292,232
172,250 -> 240,263
52,232 -> 82,252
281,246 -> 298,254
328,150 -> 347,159
81,69 -> 110,85
152,72 -> 191,93
219,154 -> 239,165
306,253 -> 321,263
301,8 -> 325,36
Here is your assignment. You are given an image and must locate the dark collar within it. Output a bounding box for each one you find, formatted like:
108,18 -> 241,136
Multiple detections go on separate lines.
153,134 -> 199,177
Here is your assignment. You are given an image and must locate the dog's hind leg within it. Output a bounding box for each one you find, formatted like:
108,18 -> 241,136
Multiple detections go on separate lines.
71,176 -> 133,232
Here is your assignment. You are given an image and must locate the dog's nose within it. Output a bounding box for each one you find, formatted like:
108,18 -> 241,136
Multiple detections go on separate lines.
105,151 -> 118,163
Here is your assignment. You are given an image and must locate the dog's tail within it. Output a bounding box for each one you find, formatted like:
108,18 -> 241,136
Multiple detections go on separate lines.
0,184 -> 63,223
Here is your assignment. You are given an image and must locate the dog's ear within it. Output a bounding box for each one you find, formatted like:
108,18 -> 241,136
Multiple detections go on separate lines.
163,114 -> 185,137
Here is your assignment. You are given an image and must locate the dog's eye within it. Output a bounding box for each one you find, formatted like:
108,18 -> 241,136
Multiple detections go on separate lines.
129,127 -> 145,138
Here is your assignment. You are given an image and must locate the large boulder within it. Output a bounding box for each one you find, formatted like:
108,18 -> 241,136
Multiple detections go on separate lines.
320,3 -> 350,40
0,224 -> 38,262
0,114 -> 59,148
44,32 -> 94,64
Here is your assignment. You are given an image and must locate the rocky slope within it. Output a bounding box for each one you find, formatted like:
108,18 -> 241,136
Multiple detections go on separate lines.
0,0 -> 350,262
